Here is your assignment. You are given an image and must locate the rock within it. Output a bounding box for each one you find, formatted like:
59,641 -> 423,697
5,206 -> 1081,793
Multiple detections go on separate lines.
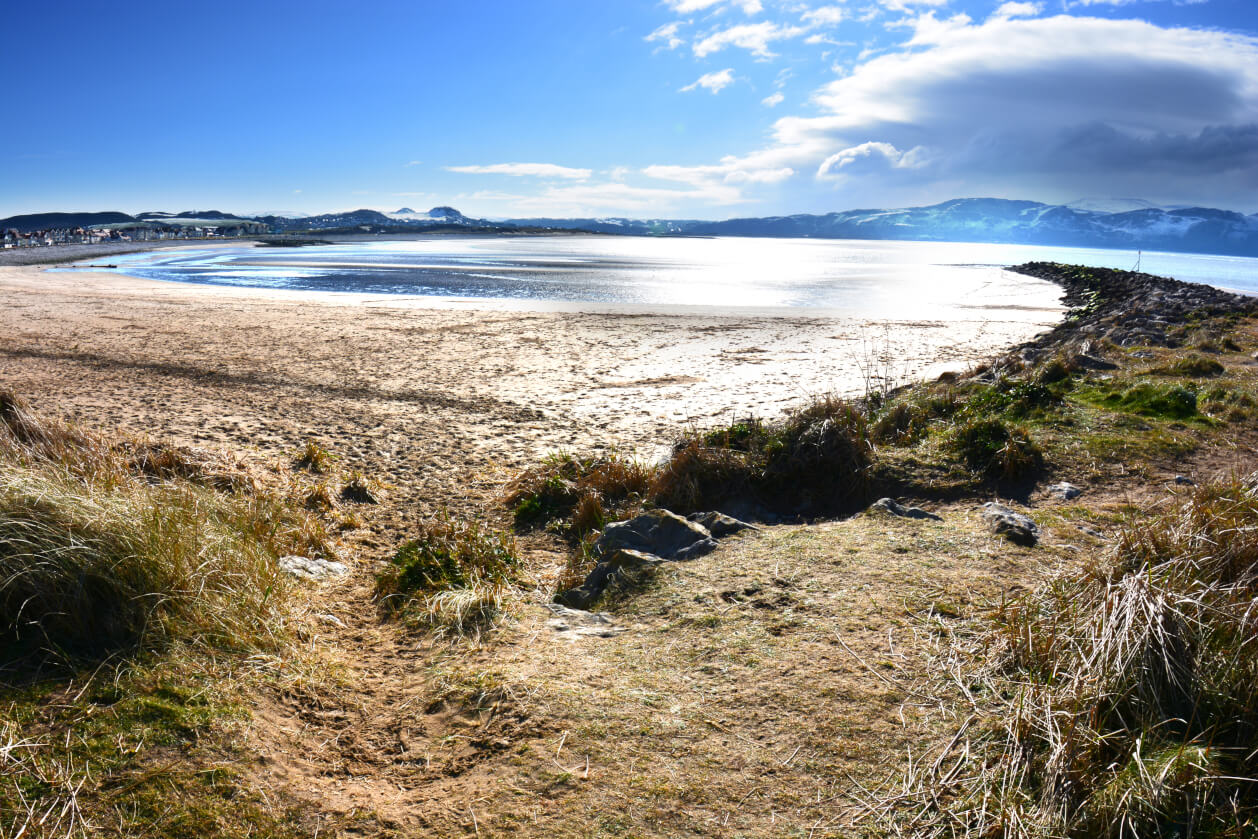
1046,482 -> 1082,500
1174,474 -> 1196,486
1077,523 -> 1104,538
543,604 -> 626,638
869,497 -> 943,521
687,511 -> 759,537
279,555 -> 349,580
979,503 -> 1039,547
315,612 -> 346,628
1070,353 -> 1119,371
594,509 -> 718,561
554,548 -> 665,610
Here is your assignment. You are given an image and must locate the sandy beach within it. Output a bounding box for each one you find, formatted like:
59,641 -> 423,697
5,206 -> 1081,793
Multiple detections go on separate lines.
0,243 -> 1063,547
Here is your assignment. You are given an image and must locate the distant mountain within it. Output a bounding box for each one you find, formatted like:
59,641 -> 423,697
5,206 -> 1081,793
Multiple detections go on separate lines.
8,198 -> 1258,257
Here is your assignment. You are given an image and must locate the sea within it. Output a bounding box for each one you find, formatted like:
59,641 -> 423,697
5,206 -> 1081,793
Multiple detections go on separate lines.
69,236 -> 1258,316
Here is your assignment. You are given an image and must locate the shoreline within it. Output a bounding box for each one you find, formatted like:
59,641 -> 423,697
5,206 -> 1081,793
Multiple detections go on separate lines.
0,246 -> 1063,551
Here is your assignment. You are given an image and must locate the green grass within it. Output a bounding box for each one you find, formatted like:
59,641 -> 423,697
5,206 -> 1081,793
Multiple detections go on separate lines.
375,512 -> 519,634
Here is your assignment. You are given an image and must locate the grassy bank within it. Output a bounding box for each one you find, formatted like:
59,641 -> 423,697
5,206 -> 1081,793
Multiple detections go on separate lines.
0,391 -> 333,838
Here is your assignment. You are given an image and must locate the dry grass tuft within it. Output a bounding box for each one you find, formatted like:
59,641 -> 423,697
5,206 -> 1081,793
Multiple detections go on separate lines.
0,391 -> 330,668
506,451 -> 652,537
653,395 -> 873,515
875,476 -> 1258,837
375,512 -> 518,635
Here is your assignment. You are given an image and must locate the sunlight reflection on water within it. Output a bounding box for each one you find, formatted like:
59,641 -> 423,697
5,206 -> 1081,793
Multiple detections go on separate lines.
69,235 -> 1258,315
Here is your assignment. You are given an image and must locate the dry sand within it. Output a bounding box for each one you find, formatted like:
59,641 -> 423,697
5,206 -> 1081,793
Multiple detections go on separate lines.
0,244 -> 1062,545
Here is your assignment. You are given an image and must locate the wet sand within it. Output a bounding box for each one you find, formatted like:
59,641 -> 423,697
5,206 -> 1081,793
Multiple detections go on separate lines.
0,245 -> 1062,546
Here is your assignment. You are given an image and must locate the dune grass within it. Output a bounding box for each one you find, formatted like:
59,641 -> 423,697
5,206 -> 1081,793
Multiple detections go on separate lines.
0,390 -> 333,838
872,476 -> 1258,837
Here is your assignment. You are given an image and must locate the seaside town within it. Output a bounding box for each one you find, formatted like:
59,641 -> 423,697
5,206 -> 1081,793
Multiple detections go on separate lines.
2,218 -> 266,249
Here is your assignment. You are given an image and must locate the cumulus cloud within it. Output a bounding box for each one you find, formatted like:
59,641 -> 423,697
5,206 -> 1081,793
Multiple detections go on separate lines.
816,142 -> 929,177
990,2 -> 1041,20
665,0 -> 762,13
645,21 -> 684,50
762,91 -> 785,107
802,5 -> 844,26
446,162 -> 592,179
647,14 -> 1258,209
681,68 -> 736,93
693,21 -> 808,58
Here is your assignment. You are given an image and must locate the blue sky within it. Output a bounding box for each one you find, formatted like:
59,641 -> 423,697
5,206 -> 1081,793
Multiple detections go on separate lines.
2,0 -> 1256,219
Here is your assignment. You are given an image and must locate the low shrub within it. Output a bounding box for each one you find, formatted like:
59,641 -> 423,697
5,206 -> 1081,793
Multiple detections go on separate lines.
507,452 -> 652,535
375,514 -> 517,632
1100,382 -> 1198,419
650,437 -> 757,513
652,395 -> 872,514
963,377 -> 1061,420
947,418 -> 1042,480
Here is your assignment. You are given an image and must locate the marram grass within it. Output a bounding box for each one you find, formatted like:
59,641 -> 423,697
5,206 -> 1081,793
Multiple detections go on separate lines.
0,389 -> 329,667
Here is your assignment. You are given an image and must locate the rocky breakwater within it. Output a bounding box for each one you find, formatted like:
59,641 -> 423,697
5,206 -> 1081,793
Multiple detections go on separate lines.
1006,262 -> 1257,360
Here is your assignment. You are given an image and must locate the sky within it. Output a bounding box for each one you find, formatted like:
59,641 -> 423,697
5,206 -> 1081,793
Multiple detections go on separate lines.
2,0 -> 1256,220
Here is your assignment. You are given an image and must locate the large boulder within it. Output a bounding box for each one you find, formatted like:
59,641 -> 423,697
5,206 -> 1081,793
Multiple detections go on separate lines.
593,510 -> 718,561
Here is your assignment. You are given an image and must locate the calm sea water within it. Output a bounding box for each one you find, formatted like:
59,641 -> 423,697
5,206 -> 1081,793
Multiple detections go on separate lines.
76,236 -> 1258,316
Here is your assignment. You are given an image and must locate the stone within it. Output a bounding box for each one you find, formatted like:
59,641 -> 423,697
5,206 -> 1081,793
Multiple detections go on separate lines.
1046,482 -> 1083,500
979,503 -> 1039,547
1174,474 -> 1196,486
543,604 -> 626,639
554,548 -> 665,610
1070,353 -> 1119,371
1077,523 -> 1105,539
869,497 -> 943,521
278,555 -> 349,580
593,509 -> 718,561
687,511 -> 759,537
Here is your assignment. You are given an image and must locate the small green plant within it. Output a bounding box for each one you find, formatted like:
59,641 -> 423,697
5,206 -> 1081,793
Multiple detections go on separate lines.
507,451 -> 651,535
963,377 -> 1061,420
376,513 -> 517,632
293,440 -> 332,473
1098,382 -> 1198,419
947,418 -> 1042,480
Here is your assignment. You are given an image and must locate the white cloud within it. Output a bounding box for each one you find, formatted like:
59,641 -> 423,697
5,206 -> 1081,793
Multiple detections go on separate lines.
404,160 -> 423,167
645,21 -> 684,49
802,5 -> 844,26
762,91 -> 785,107
990,2 -> 1041,20
665,0 -> 762,13
693,21 -> 809,58
644,158 -> 795,186
681,68 -> 736,93
645,14 -> 1258,209
509,181 -> 748,216
879,0 -> 948,11
816,142 -> 929,177
446,162 -> 592,179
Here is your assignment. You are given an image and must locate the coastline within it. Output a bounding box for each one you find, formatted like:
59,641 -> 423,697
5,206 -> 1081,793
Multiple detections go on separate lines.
0,245 -> 1061,550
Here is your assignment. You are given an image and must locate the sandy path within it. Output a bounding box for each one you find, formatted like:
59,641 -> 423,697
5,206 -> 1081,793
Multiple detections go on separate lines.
0,251 -> 1062,549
